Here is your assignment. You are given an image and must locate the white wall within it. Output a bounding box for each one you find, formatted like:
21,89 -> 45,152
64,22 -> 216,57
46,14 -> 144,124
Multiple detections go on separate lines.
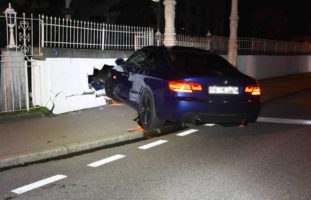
32,54 -> 311,115
32,58 -> 118,114
235,55 -> 311,79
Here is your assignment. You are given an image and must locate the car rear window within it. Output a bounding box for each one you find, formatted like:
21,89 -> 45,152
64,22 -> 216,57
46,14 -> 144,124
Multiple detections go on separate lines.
167,51 -> 239,76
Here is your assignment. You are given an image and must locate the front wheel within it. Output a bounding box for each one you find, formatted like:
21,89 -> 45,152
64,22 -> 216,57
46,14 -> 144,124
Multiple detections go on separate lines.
138,90 -> 165,130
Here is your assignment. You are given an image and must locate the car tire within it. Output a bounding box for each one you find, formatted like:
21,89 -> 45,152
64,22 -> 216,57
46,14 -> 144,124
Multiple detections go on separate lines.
138,89 -> 165,130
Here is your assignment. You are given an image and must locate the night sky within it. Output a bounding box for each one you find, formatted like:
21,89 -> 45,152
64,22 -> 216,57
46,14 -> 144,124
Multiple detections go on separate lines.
238,0 -> 311,40
0,0 -> 310,41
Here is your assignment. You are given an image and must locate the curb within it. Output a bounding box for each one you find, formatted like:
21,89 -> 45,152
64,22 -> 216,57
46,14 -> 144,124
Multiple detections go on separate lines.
0,132 -> 143,170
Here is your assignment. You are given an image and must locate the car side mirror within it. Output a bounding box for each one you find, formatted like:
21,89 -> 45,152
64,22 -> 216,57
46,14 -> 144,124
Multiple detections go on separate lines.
115,58 -> 125,66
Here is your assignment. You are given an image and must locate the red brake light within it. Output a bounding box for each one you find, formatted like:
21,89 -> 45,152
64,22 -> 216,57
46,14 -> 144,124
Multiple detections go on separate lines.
190,82 -> 203,91
245,86 -> 261,96
169,81 -> 202,93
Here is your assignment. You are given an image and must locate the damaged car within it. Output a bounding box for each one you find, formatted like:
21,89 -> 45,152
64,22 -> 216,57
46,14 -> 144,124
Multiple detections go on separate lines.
105,46 -> 261,129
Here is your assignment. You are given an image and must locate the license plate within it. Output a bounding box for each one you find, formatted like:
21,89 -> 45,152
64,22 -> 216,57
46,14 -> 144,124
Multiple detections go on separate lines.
208,86 -> 239,94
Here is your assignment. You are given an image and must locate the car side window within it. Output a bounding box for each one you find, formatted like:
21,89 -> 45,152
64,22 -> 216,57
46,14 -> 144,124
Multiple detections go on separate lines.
142,50 -> 157,70
126,50 -> 145,68
126,49 -> 157,70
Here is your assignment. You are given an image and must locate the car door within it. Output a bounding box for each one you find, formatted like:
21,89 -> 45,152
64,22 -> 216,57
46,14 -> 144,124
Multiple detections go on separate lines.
130,49 -> 158,104
118,50 -> 146,102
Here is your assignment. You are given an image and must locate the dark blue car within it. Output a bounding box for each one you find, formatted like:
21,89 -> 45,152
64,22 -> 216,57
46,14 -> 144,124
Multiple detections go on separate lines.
105,46 -> 261,129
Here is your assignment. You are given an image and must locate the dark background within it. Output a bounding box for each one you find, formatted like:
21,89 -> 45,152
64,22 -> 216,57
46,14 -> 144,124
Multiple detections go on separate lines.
0,0 -> 310,41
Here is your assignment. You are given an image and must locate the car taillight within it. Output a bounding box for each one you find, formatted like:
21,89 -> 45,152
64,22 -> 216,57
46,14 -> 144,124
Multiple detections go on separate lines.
245,86 -> 261,96
168,81 -> 202,93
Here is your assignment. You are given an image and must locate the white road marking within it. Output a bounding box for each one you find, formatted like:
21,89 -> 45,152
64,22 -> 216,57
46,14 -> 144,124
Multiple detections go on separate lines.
87,154 -> 126,168
11,175 -> 67,195
177,129 -> 198,136
138,140 -> 168,150
205,124 -> 215,127
257,117 -> 311,125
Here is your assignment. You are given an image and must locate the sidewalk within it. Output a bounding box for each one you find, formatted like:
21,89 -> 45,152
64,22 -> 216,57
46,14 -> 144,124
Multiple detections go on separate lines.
1,72 -> 311,170
258,72 -> 311,102
0,104 -> 143,170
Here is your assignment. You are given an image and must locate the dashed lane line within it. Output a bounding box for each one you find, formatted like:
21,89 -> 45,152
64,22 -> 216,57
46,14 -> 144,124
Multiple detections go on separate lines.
176,129 -> 198,136
138,140 -> 168,150
87,154 -> 126,168
204,124 -> 215,127
11,175 -> 67,195
257,117 -> 311,125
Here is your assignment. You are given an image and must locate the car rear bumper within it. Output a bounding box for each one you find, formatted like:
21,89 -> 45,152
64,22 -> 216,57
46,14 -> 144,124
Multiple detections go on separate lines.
157,96 -> 261,124
181,111 -> 259,124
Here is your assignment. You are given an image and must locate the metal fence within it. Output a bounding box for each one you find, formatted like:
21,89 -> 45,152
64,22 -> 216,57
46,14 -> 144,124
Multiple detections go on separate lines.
0,14 -> 41,56
41,16 -> 154,50
175,34 -> 311,53
1,12 -> 310,54
176,34 -> 231,52
238,37 -> 311,53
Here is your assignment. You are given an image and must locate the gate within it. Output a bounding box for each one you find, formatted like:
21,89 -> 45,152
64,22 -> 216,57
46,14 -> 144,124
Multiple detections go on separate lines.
0,3 -> 41,113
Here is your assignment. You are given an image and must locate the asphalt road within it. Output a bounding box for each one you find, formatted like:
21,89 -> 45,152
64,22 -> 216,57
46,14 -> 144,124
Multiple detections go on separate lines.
1,90 -> 311,200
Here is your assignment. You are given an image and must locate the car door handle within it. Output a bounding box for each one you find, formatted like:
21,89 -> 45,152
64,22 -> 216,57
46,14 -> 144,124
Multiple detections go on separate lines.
121,73 -> 129,77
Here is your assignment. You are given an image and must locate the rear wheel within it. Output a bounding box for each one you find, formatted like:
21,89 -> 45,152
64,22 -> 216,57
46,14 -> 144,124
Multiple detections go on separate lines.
138,90 -> 165,129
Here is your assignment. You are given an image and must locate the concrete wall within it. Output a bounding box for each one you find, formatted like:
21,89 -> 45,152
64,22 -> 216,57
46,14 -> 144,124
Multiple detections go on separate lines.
32,48 -> 133,114
236,55 -> 311,79
32,48 -> 311,114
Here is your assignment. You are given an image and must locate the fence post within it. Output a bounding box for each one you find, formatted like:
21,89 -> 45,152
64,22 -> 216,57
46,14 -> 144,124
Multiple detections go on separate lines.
206,31 -> 212,50
155,30 -> 162,46
31,14 -> 34,56
101,23 -> 105,50
150,28 -> 154,46
24,61 -> 29,111
22,13 -> 27,54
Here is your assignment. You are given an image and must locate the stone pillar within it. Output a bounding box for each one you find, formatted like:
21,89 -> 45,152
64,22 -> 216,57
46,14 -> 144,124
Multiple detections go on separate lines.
0,50 -> 26,112
228,0 -> 239,67
163,0 -> 176,47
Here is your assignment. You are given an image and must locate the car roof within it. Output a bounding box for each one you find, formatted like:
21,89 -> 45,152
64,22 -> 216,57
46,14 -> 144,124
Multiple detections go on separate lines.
141,46 -> 214,54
